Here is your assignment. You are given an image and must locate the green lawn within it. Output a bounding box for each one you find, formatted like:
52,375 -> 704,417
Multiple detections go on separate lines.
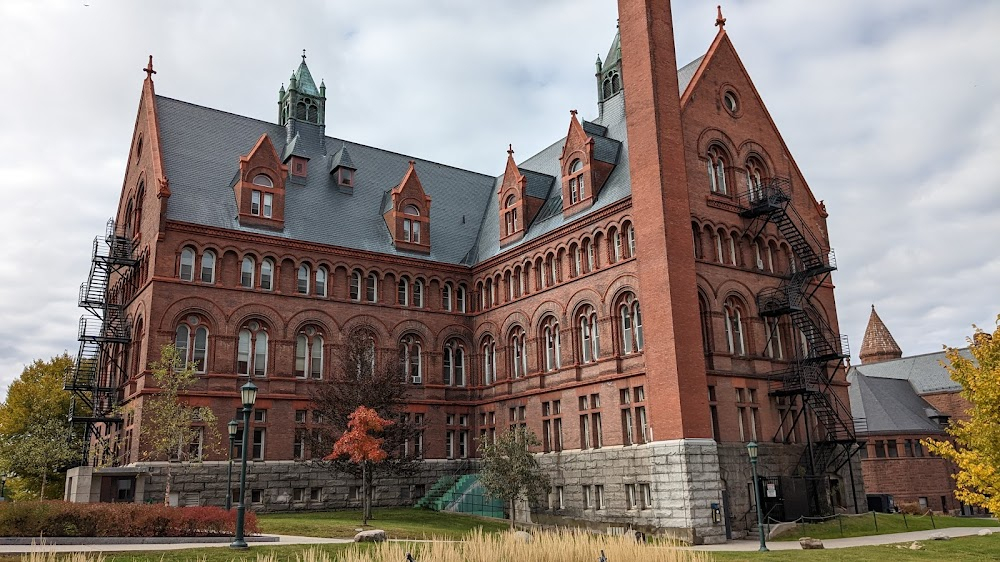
257,507 -> 509,540
710,533 -> 1000,561
772,513 -> 998,541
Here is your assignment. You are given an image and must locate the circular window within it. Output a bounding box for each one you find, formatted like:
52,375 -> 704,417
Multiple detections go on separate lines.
305,326 -> 316,336
723,91 -> 739,113
248,320 -> 260,331
187,315 -> 200,326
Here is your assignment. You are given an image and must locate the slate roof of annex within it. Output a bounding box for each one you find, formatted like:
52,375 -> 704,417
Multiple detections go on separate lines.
846,372 -> 945,435
847,349 -> 970,394
156,54 -> 702,267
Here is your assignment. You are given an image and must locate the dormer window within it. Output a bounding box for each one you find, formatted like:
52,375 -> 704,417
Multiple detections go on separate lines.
339,167 -> 354,187
504,195 -> 518,236
235,134 -> 287,229
568,159 -> 585,204
403,205 -> 421,243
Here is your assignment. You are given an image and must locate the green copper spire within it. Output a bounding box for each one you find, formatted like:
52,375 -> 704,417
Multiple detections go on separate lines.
294,50 -> 320,97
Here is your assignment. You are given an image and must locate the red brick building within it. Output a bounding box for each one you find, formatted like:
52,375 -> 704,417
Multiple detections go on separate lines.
848,306 -> 983,515
65,2 -> 862,542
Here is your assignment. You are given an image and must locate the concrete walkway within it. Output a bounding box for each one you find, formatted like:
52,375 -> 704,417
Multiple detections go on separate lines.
688,526 -> 992,551
0,535 -> 352,554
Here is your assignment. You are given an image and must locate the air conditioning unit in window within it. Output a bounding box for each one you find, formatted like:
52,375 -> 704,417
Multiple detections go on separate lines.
756,258 -> 764,270
411,376 -> 422,384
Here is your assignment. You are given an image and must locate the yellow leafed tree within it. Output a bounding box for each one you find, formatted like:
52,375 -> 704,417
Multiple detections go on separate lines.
925,315 -> 1000,513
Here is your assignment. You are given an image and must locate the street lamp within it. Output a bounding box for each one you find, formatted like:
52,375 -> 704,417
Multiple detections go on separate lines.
231,381 -> 258,550
226,419 -> 239,510
0,472 -> 11,501
746,441 -> 768,552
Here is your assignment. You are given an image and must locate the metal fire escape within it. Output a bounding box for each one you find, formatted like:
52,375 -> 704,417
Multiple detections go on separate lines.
738,179 -> 863,512
65,219 -> 138,465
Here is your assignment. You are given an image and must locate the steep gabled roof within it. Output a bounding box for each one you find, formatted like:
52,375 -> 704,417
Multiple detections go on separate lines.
860,306 -> 903,364
847,372 -> 946,435
848,349 -> 969,394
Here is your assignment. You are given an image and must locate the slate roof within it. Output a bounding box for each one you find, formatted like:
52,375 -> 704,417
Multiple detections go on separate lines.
293,59 -> 320,97
677,56 -> 704,96
848,349 -> 970,394
155,55 -> 700,267
847,372 -> 945,435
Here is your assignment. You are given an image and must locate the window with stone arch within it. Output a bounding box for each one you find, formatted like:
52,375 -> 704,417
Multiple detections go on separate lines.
723,296 -> 747,356
442,282 -> 453,311
571,243 -> 582,277
578,305 -> 600,364
398,275 -> 411,306
402,204 -> 421,243
179,247 -> 195,281
442,338 -> 465,386
175,314 -> 208,373
412,278 -> 423,308
504,194 -> 518,236
365,272 -> 378,302
260,258 -> 274,291
295,325 -> 324,379
568,158 -> 585,205
623,221 -> 636,258
509,326 -> 527,379
541,315 -> 561,372
315,266 -> 328,297
481,335 -> 497,385
297,264 -> 311,295
237,320 -> 269,377
698,293 -> 713,354
200,250 -> 216,284
706,145 -> 728,195
399,334 -> 422,384
457,283 -> 467,313
240,256 -> 255,289
609,226 -> 622,263
618,293 -> 644,354
746,156 -> 766,201
350,269 -> 362,301
583,238 -> 596,272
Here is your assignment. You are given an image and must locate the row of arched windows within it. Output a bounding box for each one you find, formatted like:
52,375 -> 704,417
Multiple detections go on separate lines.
698,293 -> 813,360
705,144 -> 769,198
476,220 -> 636,311
692,221 -> 799,275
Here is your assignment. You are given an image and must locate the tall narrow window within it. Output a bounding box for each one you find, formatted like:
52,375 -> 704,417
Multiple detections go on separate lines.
402,205 -> 421,243
620,294 -> 644,354
707,146 -> 728,195
241,257 -> 255,289
174,317 -> 208,373
542,316 -> 561,372
315,267 -> 327,297
297,264 -> 310,295
442,283 -> 453,311
504,195 -> 518,235
568,159 -> 584,204
295,327 -> 324,379
443,339 -> 465,386
179,248 -> 195,281
251,190 -> 262,215
457,284 -> 467,312
746,157 -> 765,201
625,223 -> 636,257
510,327 -> 527,378
579,305 -> 600,363
612,229 -> 622,262
765,317 -> 783,359
724,297 -> 747,356
481,336 -> 496,385
238,321 -> 268,377
262,193 -> 273,218
585,240 -> 595,272
350,270 -> 362,301
397,276 -> 410,306
200,250 -> 216,283
399,335 -> 422,384
260,259 -> 274,291
412,279 -> 423,308
366,273 -> 378,302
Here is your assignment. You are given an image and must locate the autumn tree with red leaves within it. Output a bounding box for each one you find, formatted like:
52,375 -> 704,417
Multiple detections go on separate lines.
326,405 -> 394,524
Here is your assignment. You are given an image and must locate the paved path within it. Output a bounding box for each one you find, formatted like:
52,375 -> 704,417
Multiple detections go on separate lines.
0,535 -> 351,554
688,526 -> 992,551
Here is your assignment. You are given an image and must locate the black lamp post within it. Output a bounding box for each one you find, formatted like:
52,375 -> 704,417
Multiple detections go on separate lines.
746,441 -> 768,552
0,472 -> 10,501
226,419 -> 238,511
230,381 -> 258,550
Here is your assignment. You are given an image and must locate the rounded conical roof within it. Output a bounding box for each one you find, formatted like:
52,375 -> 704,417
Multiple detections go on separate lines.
859,305 -> 903,364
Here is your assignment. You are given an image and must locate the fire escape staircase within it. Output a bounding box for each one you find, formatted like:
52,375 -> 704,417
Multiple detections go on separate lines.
738,180 -> 861,479
64,219 -> 138,464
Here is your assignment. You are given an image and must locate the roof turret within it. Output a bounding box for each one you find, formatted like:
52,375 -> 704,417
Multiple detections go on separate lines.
859,305 -> 903,364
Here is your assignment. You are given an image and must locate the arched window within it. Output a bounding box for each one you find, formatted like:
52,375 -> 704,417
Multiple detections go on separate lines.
413,279 -> 423,308
200,250 -> 216,283
124,200 -> 134,239
399,335 -> 422,384
541,316 -> 561,372
260,258 -> 274,291
765,317 -> 783,359
442,282 -> 453,311
297,264 -> 310,294
457,284 -> 467,312
579,305 -> 600,363
237,320 -> 268,377
252,174 -> 273,188
398,276 -> 410,306
723,297 -> 747,356
509,326 -> 527,379
603,79 -> 612,99
365,272 -> 378,302
619,293 -> 644,354
179,247 -> 195,281
624,222 -> 637,258
482,336 -> 496,385
402,205 -> 421,243
315,266 -> 327,297
746,157 -> 766,201
698,294 -> 712,354
584,239 -> 596,272
241,256 -> 255,288
174,315 -> 208,373
572,245 -> 582,277
714,231 -> 725,263
611,72 -> 621,92
350,270 -> 362,301
443,339 -> 465,386
707,146 -> 728,195
504,194 -> 518,236
610,228 -> 622,263
295,326 -> 324,379
568,159 -> 585,204
728,233 -> 738,265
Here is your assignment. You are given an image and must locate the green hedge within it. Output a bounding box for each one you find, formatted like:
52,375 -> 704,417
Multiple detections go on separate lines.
0,501 -> 259,537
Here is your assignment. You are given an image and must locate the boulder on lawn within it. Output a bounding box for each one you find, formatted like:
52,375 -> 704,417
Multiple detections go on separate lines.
799,537 -> 824,549
513,530 -> 533,544
978,529 -> 994,536
354,529 -> 387,543
929,532 -> 950,541
909,541 -> 924,550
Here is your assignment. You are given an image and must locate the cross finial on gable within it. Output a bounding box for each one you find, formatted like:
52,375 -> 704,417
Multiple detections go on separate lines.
570,109 -> 578,117
302,49 -> 307,62
715,5 -> 726,29
143,55 -> 156,80
507,144 -> 514,156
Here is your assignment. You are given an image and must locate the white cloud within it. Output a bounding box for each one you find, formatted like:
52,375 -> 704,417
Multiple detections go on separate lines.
0,0 -> 997,397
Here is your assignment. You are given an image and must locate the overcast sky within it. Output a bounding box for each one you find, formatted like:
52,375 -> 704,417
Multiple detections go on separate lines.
1,1 -> 997,398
